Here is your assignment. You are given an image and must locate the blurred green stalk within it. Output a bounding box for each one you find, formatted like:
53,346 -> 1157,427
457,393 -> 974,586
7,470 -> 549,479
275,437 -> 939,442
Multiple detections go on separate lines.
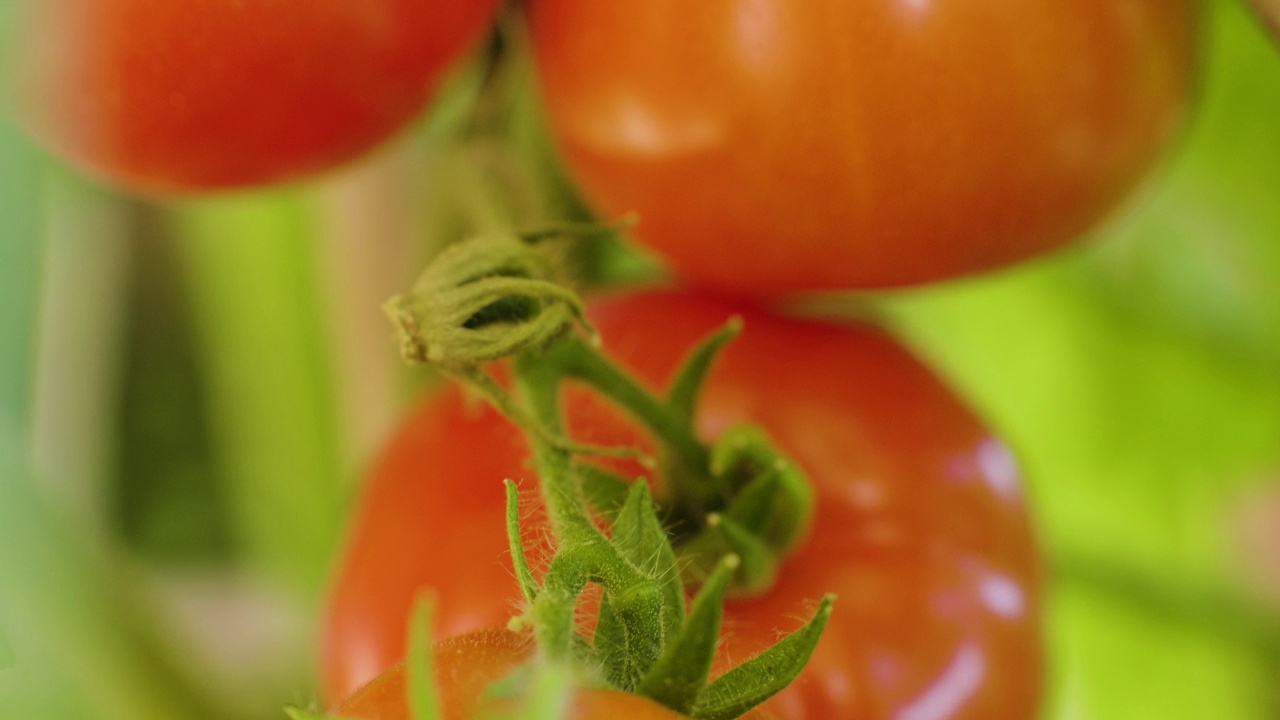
0,76 -> 40,433
169,194 -> 345,598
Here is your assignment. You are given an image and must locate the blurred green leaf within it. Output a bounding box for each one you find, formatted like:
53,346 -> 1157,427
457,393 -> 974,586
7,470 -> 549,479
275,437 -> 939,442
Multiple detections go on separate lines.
1047,576 -> 1273,720
0,435 -> 231,720
887,263 -> 1280,587
114,217 -> 234,565
1097,0 -> 1280,362
170,194 -> 345,595
0,87 -> 41,433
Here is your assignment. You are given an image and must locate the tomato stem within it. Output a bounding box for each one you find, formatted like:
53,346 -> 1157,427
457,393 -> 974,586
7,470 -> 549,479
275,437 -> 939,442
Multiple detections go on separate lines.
547,335 -> 713,508
514,354 -> 669,674
514,355 -> 597,544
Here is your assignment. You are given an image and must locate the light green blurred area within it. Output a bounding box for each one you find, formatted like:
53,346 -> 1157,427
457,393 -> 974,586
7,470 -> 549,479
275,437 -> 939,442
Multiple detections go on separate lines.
883,1 -> 1280,716
2,0 -> 1279,718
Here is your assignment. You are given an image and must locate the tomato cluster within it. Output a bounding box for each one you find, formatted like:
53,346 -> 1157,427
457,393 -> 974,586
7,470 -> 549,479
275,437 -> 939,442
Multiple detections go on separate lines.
323,290 -> 1042,718
17,2 -> 1199,718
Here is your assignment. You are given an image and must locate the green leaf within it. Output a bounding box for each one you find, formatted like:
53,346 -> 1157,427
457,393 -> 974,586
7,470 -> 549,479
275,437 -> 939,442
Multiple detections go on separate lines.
504,479 -> 540,605
0,629 -> 12,669
667,317 -> 743,422
691,595 -> 835,720
638,556 -> 738,713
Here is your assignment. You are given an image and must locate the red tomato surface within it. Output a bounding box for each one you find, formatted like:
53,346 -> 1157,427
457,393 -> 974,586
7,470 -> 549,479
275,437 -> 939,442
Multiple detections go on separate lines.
337,629 -> 686,720
526,0 -> 1197,292
321,289 -> 1042,717
15,0 -> 499,192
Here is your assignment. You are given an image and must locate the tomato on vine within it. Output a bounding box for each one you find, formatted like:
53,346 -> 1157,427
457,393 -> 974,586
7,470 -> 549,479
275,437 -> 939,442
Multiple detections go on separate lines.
15,0 -> 500,192
322,288 -> 1042,718
526,0 -> 1197,292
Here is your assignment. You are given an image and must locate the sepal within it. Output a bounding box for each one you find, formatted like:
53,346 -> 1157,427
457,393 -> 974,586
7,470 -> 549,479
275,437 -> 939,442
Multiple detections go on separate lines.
690,595 -> 836,720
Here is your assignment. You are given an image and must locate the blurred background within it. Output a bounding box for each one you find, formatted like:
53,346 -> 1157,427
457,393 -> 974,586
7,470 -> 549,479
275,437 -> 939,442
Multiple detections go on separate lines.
2,0 -> 1279,718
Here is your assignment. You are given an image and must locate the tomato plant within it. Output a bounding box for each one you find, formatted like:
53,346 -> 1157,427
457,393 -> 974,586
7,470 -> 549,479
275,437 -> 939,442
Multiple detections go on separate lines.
322,288 -> 1041,717
525,0 -> 1197,293
14,0 -> 499,192
335,629 -> 687,720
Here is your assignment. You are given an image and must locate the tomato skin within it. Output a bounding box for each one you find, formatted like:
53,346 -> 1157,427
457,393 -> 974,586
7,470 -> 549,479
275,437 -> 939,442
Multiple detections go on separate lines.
321,288 -> 1042,717
15,0 -> 499,192
526,0 -> 1197,293
337,629 -> 687,719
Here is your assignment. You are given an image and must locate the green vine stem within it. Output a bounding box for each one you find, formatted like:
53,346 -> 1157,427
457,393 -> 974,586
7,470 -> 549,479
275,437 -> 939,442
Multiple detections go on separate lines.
513,354 -> 671,673
543,334 -> 716,508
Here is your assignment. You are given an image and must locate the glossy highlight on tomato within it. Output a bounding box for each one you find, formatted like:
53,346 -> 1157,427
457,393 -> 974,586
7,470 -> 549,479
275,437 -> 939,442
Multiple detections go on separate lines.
337,629 -> 687,720
15,0 -> 500,192
321,288 -> 1042,717
527,0 -> 1197,292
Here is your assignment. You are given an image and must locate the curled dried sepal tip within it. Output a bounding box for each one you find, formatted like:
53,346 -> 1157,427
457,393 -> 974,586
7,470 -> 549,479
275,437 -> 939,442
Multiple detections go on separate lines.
383,233 -> 593,375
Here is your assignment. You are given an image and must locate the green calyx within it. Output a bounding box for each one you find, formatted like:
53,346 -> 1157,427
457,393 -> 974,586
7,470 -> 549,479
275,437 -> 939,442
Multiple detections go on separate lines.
382,228 -> 831,718
678,425 -> 815,595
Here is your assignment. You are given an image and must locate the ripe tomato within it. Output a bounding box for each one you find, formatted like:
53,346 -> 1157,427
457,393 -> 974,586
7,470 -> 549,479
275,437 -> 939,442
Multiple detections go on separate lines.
526,0 -> 1197,293
336,629 -> 686,720
15,0 -> 499,192
321,288 -> 1042,717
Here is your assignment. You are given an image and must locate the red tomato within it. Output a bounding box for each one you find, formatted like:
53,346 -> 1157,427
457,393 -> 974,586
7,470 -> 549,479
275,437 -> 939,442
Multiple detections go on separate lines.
15,0 -> 499,192
321,289 -> 1042,717
526,0 -> 1197,293
337,629 -> 687,719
